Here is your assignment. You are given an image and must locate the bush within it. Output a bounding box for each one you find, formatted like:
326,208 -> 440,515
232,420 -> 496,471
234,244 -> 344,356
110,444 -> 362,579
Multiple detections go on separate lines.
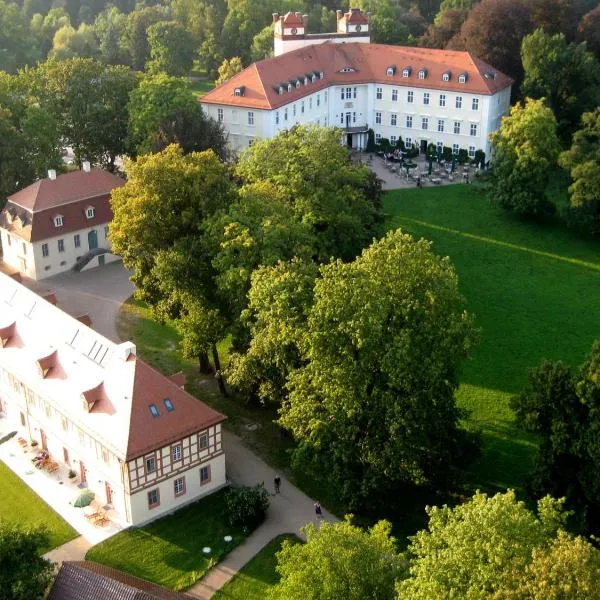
68,469 -> 77,479
225,484 -> 270,528
395,136 -> 405,151
458,149 -> 470,164
474,149 -> 486,168
426,143 -> 436,158
379,138 -> 392,153
365,129 -> 376,153
442,146 -> 453,161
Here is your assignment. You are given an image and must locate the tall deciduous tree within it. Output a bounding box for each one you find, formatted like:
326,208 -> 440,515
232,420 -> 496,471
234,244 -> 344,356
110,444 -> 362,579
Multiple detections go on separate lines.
489,98 -> 560,217
109,145 -> 235,374
215,56 -> 243,86
280,229 -> 477,504
578,5 -> 600,59
0,522 -> 55,600
521,29 -> 600,140
269,518 -> 403,600
510,341 -> 600,534
559,109 -> 600,232
146,20 -> 196,76
397,490 -> 599,599
235,125 -> 383,263
24,58 -> 136,169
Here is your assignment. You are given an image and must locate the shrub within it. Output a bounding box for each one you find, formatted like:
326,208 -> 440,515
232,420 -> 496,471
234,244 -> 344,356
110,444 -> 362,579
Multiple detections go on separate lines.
379,138 -> 392,153
458,149 -> 470,164
365,129 -> 376,153
474,149 -> 486,168
68,469 -> 77,479
426,143 -> 437,158
395,136 -> 405,151
442,146 -> 453,161
225,484 -> 270,528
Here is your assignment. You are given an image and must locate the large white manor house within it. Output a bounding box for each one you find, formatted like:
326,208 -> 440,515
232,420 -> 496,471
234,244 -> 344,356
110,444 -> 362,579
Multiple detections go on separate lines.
200,8 -> 512,157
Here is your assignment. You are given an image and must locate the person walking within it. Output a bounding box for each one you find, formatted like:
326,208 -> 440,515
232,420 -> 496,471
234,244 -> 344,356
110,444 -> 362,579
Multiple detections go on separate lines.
274,475 -> 281,494
314,501 -> 323,520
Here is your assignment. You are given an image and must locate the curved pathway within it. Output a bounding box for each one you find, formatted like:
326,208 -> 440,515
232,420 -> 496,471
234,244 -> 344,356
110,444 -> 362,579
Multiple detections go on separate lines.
188,431 -> 338,599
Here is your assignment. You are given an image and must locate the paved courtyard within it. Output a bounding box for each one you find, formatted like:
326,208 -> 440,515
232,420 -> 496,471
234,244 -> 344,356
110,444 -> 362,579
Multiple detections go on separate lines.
21,261 -> 134,343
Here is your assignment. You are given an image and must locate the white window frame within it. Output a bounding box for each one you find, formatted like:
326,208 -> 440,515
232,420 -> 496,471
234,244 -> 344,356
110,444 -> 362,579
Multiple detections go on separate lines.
54,216 -> 63,227
390,113 -> 397,126
423,92 -> 429,105
470,123 -> 477,136
422,117 -> 428,130
468,146 -> 476,158
42,243 -> 49,257
247,112 -> 254,126
376,87 -> 382,100
472,98 -> 479,111
456,96 -> 463,109
437,119 -> 444,133
85,207 -> 95,219
407,91 -> 414,104
406,115 -> 413,128
375,112 -> 382,125
217,108 -> 223,122
454,121 -> 461,135
439,94 -> 446,107
391,89 -> 398,101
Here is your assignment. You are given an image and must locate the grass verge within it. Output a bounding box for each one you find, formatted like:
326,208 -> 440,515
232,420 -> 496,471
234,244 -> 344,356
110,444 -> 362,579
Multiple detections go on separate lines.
86,488 -> 248,591
0,460 -> 77,552
213,534 -> 300,599
190,78 -> 214,98
384,184 -> 600,494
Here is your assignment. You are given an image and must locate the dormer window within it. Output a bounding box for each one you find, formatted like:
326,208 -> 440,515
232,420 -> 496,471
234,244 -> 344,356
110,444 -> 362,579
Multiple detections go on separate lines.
85,207 -> 95,219
234,86 -> 245,97
295,80 -> 301,88
304,76 -> 308,85
319,71 -> 324,79
340,67 -> 356,73
149,404 -> 160,418
402,67 -> 411,77
278,86 -> 283,95
54,215 -> 63,227
459,73 -> 468,83
311,74 -> 316,82
442,71 -> 451,82
386,65 -> 396,76
287,83 -> 292,92
418,69 -> 427,80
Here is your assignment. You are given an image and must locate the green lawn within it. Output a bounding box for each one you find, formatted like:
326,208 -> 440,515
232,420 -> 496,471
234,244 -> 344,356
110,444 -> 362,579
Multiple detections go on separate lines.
86,489 -> 249,591
190,78 -> 214,98
213,535 -> 299,600
384,185 -> 600,494
0,460 -> 77,552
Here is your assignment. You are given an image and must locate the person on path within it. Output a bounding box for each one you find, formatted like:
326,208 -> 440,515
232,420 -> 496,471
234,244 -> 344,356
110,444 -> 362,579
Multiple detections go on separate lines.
274,475 -> 281,494
314,501 -> 323,520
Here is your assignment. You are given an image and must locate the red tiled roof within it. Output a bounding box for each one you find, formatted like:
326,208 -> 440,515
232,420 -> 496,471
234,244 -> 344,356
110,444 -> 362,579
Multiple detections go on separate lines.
168,371 -> 186,388
7,169 -> 124,212
126,359 -> 225,460
76,314 -> 93,327
0,169 -> 124,243
200,43 -> 513,111
282,11 -> 304,25
343,8 -> 369,24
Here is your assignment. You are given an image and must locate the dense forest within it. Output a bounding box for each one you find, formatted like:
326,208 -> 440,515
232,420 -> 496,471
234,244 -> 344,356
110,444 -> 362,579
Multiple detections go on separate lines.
1,0 -> 598,81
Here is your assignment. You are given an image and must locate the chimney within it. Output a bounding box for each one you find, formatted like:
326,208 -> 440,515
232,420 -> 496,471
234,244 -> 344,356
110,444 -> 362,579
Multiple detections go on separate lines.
48,169 -> 57,180
302,13 -> 309,28
272,12 -> 279,23
82,161 -> 91,173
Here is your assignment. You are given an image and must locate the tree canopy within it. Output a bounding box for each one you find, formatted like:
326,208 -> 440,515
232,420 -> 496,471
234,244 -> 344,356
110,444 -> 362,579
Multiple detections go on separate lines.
521,28 -> 600,140
510,341 -> 600,534
489,98 -> 561,217
398,490 -> 600,599
0,522 -> 55,600
269,518 -> 403,600
559,109 -> 600,233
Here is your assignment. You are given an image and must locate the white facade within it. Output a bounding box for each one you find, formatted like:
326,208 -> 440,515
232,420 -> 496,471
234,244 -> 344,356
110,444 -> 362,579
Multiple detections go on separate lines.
1,223 -> 119,281
203,81 -> 510,158
0,273 -> 227,527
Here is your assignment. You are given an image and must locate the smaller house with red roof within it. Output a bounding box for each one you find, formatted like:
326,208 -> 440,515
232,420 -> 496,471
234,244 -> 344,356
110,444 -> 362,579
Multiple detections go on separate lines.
0,164 -> 124,281
0,272 -> 227,526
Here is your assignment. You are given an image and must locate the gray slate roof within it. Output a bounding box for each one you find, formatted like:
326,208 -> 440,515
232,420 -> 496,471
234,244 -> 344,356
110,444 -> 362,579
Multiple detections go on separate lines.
47,561 -> 197,600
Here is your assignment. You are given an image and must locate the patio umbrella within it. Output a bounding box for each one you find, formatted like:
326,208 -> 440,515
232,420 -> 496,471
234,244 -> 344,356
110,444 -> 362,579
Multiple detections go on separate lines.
73,489 -> 95,508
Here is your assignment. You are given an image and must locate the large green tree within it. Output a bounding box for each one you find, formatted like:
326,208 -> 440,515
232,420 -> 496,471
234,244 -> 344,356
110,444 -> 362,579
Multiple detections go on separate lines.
269,518 -> 403,600
128,72 -> 227,159
235,125 -> 383,263
521,29 -> 600,140
0,0 -> 40,72
489,98 -> 561,217
146,20 -> 196,76
279,229 -> 477,504
0,522 -> 55,600
559,109 -> 600,233
397,490 -> 600,599
510,341 -> 600,534
109,144 -> 235,373
24,58 -> 136,169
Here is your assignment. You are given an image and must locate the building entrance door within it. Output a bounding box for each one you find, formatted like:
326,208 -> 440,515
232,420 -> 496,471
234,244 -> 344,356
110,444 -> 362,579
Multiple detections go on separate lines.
88,230 -> 98,250
420,139 -> 428,154
98,254 -> 105,266
346,134 -> 353,148
345,112 -> 351,128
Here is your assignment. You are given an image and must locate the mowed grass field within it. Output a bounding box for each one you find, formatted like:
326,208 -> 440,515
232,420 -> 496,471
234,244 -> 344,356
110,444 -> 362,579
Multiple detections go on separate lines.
384,185 -> 600,494
0,460 -> 77,552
